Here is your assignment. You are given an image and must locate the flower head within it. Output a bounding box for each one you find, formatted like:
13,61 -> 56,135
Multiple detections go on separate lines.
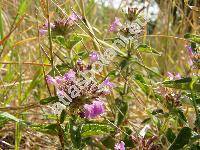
188,58 -> 193,66
46,75 -> 55,84
167,72 -> 181,80
185,45 -> 193,56
89,52 -> 99,63
39,29 -> 48,36
66,12 -> 81,26
109,17 -> 122,32
103,78 -> 115,88
39,21 -> 55,36
114,141 -> 125,150
44,22 -> 55,29
46,75 -> 66,87
68,13 -> 79,21
84,99 -> 105,119
64,69 -> 76,80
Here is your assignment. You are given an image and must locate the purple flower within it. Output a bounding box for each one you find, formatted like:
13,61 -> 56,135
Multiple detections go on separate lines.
84,100 -> 105,119
64,69 -> 76,80
66,12 -> 81,26
89,52 -> 99,63
39,22 -> 55,36
46,75 -> 56,84
103,78 -> 115,88
109,17 -> 122,32
39,29 -> 48,35
55,76 -> 65,84
68,13 -> 79,21
175,73 -> 181,79
44,22 -> 55,29
77,59 -> 82,65
46,75 -> 65,87
167,72 -> 181,80
185,45 -> 193,56
114,141 -> 125,150
188,59 -> 193,66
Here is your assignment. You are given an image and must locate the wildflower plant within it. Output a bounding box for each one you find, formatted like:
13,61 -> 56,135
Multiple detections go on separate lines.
38,2 -> 200,149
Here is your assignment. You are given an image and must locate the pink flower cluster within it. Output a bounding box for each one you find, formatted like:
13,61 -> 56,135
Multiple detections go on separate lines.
109,17 -> 122,32
39,22 -> 55,36
39,12 -> 81,36
84,100 -> 105,118
114,141 -> 125,150
186,45 -> 200,68
167,72 -> 181,80
47,52 -> 115,118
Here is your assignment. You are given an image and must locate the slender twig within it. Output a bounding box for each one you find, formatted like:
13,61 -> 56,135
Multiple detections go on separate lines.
0,61 -> 51,66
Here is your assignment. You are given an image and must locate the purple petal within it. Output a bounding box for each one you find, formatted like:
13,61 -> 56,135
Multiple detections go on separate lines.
93,100 -> 105,116
46,75 -> 55,84
167,72 -> 174,80
44,22 -> 55,29
114,141 -> 125,150
83,100 -> 105,119
64,69 -> 76,80
103,78 -> 115,88
77,59 -> 82,65
69,13 -> 79,21
167,72 -> 181,80
55,76 -> 65,84
175,73 -> 181,79
188,59 -> 193,66
66,12 -> 81,26
109,17 -> 122,32
84,104 -> 94,118
185,45 -> 193,56
39,29 -> 48,35
89,52 -> 99,63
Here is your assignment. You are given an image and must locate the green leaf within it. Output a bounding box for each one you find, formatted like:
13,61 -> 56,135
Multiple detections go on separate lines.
137,44 -> 161,55
169,127 -> 191,150
120,59 -> 129,69
40,96 -> 58,105
190,144 -> 200,150
131,58 -> 162,77
163,77 -> 200,92
22,68 -> 42,102
177,109 -> 187,124
86,0 -> 95,15
191,133 -> 200,144
15,0 -> 30,22
48,64 -> 71,76
166,128 -> 176,143
184,33 -> 200,44
77,51 -> 88,59
54,35 -> 82,49
101,136 -> 116,149
31,123 -> 58,135
123,126 -> 134,148
0,112 -> 20,123
141,118 -> 151,124
115,99 -> 128,126
60,110 -> 67,124
134,74 -> 150,95
0,115 -> 9,128
70,124 -> 82,148
81,123 -> 114,137
18,0 -> 29,16
107,70 -> 119,80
